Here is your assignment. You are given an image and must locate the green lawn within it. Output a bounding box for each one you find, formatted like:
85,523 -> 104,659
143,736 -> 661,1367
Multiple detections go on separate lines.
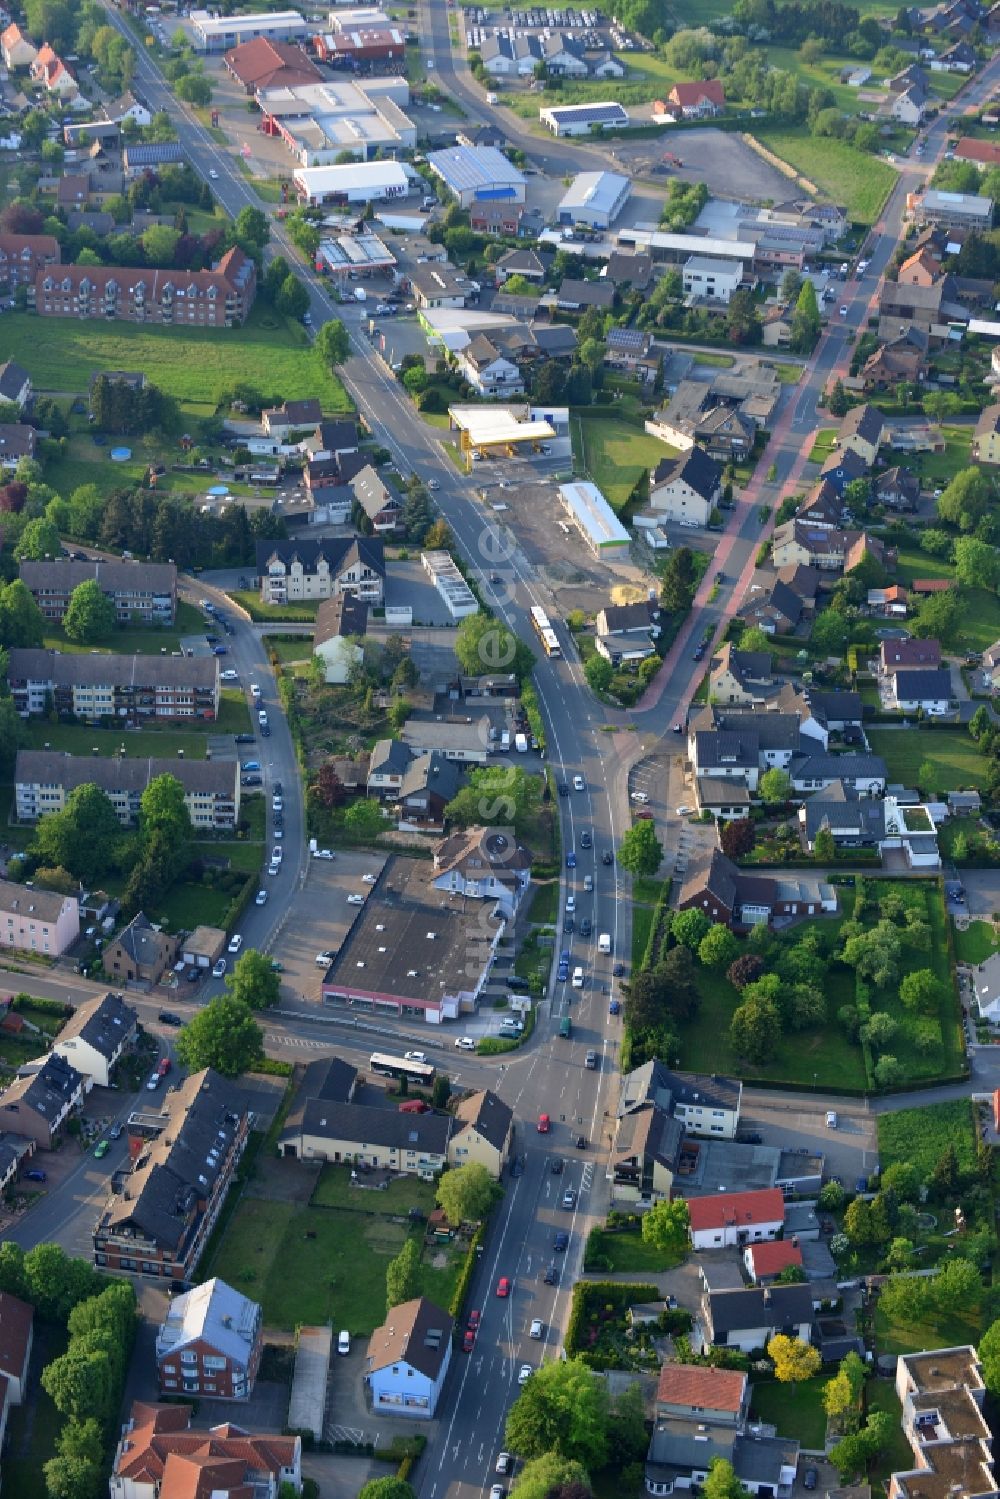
875,1296 -> 983,1355
576,415 -> 674,511
809,429 -> 838,462
750,1378 -> 828,1449
229,590 -> 320,622
155,880 -> 244,932
865,1380 -> 915,1491
586,1225 -> 685,1272
954,920 -> 1000,965
22,720 -> 215,758
894,425 -> 973,487
752,126 -> 897,224
264,636 -> 314,664
766,45 -> 875,112
210,1197 -> 459,1333
43,431 -> 270,505
41,600 -> 204,656
866,728 -> 986,792
2,1323 -> 66,1496
877,1099 -> 976,1178
632,904 -> 656,969
311,1165 -> 437,1214
0,304 -> 350,412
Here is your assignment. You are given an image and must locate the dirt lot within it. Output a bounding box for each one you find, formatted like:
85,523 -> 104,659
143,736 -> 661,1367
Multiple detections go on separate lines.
271,851 -> 389,1005
613,127 -> 794,202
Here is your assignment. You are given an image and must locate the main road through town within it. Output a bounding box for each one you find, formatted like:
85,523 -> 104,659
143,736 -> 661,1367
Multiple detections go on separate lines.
81,10 -> 1000,1496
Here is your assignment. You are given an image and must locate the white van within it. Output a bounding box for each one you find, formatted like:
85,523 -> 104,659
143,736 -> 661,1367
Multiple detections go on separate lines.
825,1111 -> 838,1129
572,966 -> 584,988
338,1330 -> 351,1355
598,933 -> 611,954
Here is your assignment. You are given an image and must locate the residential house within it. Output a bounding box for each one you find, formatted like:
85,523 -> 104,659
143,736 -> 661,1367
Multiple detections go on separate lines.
605,252 -> 654,292
15,751 -> 240,832
709,644 -> 778,707
594,600 -> 660,665
409,263 -> 472,310
400,717 -> 492,764
682,256 -> 742,305
368,739 -> 415,799
788,753 -> 887,796
0,359 -> 31,410
668,79 -> 726,117
278,1094 -> 452,1172
687,1188 -> 786,1251
256,537 -> 386,605
771,523 -> 890,574
0,22 -> 36,67
891,82 -> 927,125
861,330 -> 929,389
51,991 -> 138,1090
155,1278 -> 263,1400
540,31 -> 589,75
880,638 -> 942,672
37,248 -> 257,327
303,418 -> 361,462
608,1102 -> 684,1205
495,247 -> 551,285
454,335 -> 525,397
94,1068 -> 252,1279
798,479 -> 844,530
274,1055 -> 359,1157
761,303 -> 795,348
875,466 -> 920,511
678,849 -> 836,932
898,247 -> 943,286
839,404 -> 885,466
352,466 -> 402,533
431,825 -> 531,918
396,750 -> 462,833
260,397 -> 323,439
0,1293 -> 33,1407
104,912 -> 179,986
0,424 -> 36,471
0,878 -> 79,957
447,1088 -> 513,1178
820,445 -> 871,496
605,326 -> 655,380
554,277 -> 616,311
649,446 -> 722,527
972,951 -> 1000,1023
0,1053 -> 84,1149
654,1365 -> 749,1426
32,43 -> 78,99
111,1402 -> 301,1499
7,649 -> 220,724
800,780 -> 887,853
736,580 -> 804,636
0,232 -> 60,295
972,403 -> 1000,465
618,1059 -> 742,1140
365,1297 -> 453,1419
19,558 -> 177,626
744,1240 -> 805,1284
890,1347 -> 993,1499
887,667 -> 953,714
313,594 -> 367,685
699,1284 -> 814,1353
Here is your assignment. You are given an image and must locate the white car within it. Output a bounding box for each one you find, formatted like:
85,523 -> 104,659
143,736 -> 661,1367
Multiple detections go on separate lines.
213,957 -> 227,977
272,795 -> 283,812
314,848 -> 335,860
209,168 -> 219,180
566,895 -> 576,913
428,478 -> 441,490
839,305 -> 848,316
258,710 -> 268,726
347,893 -> 365,905
268,862 -> 280,877
573,775 -> 585,792
250,684 -> 261,699
630,790 -> 649,804
338,1329 -> 350,1355
496,1455 -> 512,1476
227,934 -> 243,955
676,805 -> 692,817
454,1036 -> 476,1051
221,669 -> 239,682
255,890 -> 268,906
147,1070 -> 162,1091
529,1319 -> 543,1339
316,951 -> 334,966
271,847 -> 283,865
362,873 -> 376,883
273,827 -> 283,840
405,1050 -> 427,1061
518,1365 -> 532,1385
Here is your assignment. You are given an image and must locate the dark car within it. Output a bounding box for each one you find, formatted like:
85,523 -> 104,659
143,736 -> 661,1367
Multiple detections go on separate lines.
576,1135 -> 587,1149
205,634 -> 219,644
550,1157 -> 564,1174
557,966 -> 569,983
560,949 -> 570,964
261,723 -> 271,737
186,968 -> 200,983
715,570 -> 724,583
158,1011 -> 182,1026
602,851 -> 613,866
553,1231 -> 569,1252
613,962 -> 625,977
563,918 -> 574,935
24,1169 -> 46,1182
579,917 -> 592,938
580,831 -> 592,850
855,1176 -> 869,1193
803,1471 -> 818,1492
558,782 -> 569,796
235,732 -> 255,744
737,1130 -> 762,1145
609,998 -> 621,1015
213,645 -> 227,656
543,1263 -> 558,1285
274,781 -> 283,794
507,976 -> 529,994
566,852 -> 576,869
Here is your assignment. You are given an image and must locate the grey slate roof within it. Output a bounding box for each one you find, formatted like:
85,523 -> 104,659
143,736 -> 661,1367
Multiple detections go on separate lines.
652,443 -> 722,501
707,1283 -> 814,1337
369,739 -> 414,777
54,990 -> 137,1060
280,1098 -> 453,1154
802,781 -> 886,841
789,752 -> 887,784
0,359 -> 29,401
254,535 -> 385,579
454,1088 -> 512,1151
619,1060 -> 741,1119
398,749 -> 462,804
890,667 -> 953,699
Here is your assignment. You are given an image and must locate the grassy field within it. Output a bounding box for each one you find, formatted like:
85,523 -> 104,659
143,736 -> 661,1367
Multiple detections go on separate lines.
0,305 -> 350,413
21,720 -> 214,759
632,904 -> 656,969
575,416 -> 674,511
40,600 -> 204,657
751,126 -> 897,223
954,920 -> 1000,965
876,1295 -> 983,1355
586,1225 -> 685,1272
866,1380 -> 915,1491
866,728 -> 986,792
43,432 -> 271,505
896,425 -> 973,487
312,1165 -> 437,1213
809,429 -> 838,463
264,636 -> 314,664
750,1378 -> 828,1449
210,1197 -> 461,1333
229,590 -> 320,622
877,1099 -> 976,1179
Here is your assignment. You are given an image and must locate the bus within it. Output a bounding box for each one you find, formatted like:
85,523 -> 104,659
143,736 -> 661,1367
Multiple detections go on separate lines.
369,1052 -> 436,1087
529,604 -> 561,658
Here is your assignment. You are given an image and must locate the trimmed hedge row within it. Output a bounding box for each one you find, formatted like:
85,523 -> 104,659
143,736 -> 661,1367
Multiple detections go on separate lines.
449,1222 -> 486,1320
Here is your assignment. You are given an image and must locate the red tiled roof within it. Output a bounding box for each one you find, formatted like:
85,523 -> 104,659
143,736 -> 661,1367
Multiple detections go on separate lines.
687,1187 -> 785,1233
114,1402 -> 298,1496
223,35 -> 320,89
955,137 -> 1000,166
656,1363 -> 747,1412
670,79 -> 725,108
912,578 -> 954,593
746,1239 -> 804,1277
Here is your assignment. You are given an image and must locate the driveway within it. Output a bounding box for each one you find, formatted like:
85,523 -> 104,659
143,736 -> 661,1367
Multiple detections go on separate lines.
956,870 -> 1000,922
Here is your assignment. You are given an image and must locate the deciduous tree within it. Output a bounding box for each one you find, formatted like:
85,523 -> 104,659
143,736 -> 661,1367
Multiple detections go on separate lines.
225,949 -> 280,1010
385,1237 -> 421,1312
730,994 -> 781,1063
504,1358 -> 609,1470
31,784 -> 123,886
640,1197 -> 689,1256
759,768 -> 792,805
315,318 -> 350,366
720,819 -> 754,860
698,924 -> 739,970
702,1459 -> 748,1499
436,1162 -> 494,1225
175,996 -> 264,1077
671,908 -> 711,951
0,579 -> 45,646
617,820 -> 663,879
62,579 -> 116,644
768,1335 -> 821,1383
511,1455 -> 591,1499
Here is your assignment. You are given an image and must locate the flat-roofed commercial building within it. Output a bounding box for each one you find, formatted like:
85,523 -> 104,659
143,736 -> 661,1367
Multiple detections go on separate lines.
558,480 -> 630,557
428,146 -> 526,210
19,558 -> 177,625
190,8 -> 310,51
293,158 -> 410,206
260,78 -> 414,165
8,649 -> 219,723
557,170 -> 631,229
540,101 -> 629,135
448,402 -> 556,462
15,750 -> 240,830
915,189 -> 994,230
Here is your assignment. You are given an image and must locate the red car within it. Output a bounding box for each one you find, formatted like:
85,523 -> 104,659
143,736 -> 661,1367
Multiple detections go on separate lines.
468,1309 -> 481,1330
537,1113 -> 550,1134
496,1276 -> 511,1298
157,1057 -> 171,1077
462,1328 -> 476,1352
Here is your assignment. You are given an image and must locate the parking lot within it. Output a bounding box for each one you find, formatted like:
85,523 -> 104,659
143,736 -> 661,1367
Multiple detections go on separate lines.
271,852 -> 389,1005
740,1092 -> 880,1184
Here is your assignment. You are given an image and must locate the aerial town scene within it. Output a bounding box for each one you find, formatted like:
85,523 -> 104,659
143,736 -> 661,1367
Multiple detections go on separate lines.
4,0 -> 1000,1497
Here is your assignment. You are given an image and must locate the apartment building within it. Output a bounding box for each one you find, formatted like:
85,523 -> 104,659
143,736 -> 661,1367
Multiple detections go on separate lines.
15,751 -> 240,831
36,248 -> 257,327
111,1402 -> 301,1499
891,1347 -> 994,1499
93,1069 -> 252,1279
8,650 -> 220,723
0,878 -> 79,957
19,559 -> 177,626
156,1278 -> 263,1400
256,536 -> 386,605
0,231 -> 59,294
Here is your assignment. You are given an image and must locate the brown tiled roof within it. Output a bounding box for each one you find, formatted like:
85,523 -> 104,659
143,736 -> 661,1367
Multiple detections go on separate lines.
114,1401 -> 298,1499
366,1297 -> 453,1379
0,1292 -> 32,1382
656,1363 -> 746,1412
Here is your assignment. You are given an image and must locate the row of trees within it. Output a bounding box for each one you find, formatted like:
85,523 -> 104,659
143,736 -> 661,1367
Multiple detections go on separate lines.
89,377 -> 177,439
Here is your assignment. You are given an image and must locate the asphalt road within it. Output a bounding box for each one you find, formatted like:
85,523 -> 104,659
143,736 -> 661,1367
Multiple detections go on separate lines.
72,12 -> 1000,1496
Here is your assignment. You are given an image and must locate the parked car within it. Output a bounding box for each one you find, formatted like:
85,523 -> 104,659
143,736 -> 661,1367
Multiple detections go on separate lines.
147,1071 -> 162,1091
255,890 -> 268,906
94,1139 -> 110,1159
158,1011 -> 182,1026
24,1169 -> 46,1182
212,958 -> 227,978
227,934 -> 243,955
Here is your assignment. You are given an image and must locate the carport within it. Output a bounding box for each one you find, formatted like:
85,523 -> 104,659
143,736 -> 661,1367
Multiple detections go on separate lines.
289,1325 -> 332,1441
